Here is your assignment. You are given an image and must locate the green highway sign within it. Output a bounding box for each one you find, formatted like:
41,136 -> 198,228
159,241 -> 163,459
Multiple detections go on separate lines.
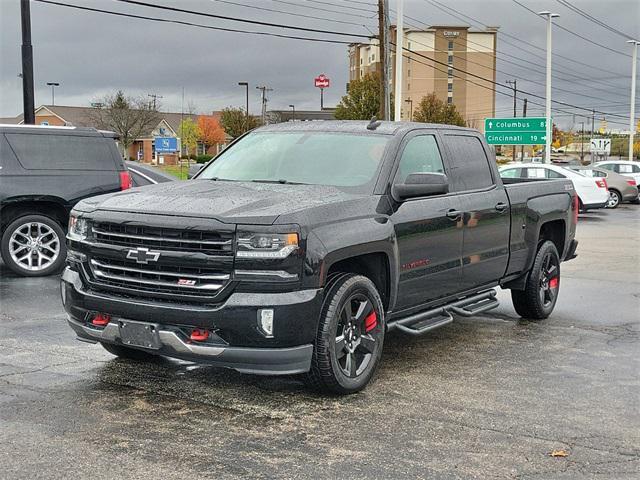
484,117 -> 547,145
485,132 -> 547,145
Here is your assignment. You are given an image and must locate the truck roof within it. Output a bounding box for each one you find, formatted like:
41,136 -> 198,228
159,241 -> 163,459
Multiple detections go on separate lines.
0,123 -> 118,138
258,120 -> 477,135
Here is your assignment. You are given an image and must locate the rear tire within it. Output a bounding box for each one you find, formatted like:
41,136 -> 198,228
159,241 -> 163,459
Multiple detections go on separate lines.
511,241 -> 560,320
1,214 -> 66,277
101,342 -> 158,361
305,273 -> 385,395
606,189 -> 621,209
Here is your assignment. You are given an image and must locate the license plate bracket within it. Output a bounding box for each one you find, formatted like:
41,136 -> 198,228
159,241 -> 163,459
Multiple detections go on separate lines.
118,320 -> 161,350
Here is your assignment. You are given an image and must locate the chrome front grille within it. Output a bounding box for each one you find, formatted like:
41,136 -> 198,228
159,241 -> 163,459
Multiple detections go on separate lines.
90,258 -> 229,294
92,223 -> 233,256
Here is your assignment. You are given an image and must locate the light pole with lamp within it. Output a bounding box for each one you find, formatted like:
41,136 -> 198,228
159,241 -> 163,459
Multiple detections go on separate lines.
46,82 -> 59,106
238,82 -> 249,132
538,11 -> 559,164
289,104 -> 295,121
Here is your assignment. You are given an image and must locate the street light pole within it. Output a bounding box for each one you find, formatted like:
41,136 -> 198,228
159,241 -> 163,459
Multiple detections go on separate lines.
627,40 -> 639,161
47,82 -> 60,106
289,104 -> 295,121
238,82 -> 249,132
404,98 -> 413,121
538,11 -> 559,164
394,0 -> 404,121
20,0 -> 35,124
580,121 -> 585,162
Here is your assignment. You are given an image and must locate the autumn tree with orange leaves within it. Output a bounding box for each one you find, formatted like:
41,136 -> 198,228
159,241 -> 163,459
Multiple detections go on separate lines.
197,115 -> 226,151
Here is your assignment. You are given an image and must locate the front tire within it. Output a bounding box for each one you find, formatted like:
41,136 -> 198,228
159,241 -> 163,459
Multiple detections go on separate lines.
305,274 -> 385,394
511,241 -> 561,320
1,214 -> 66,277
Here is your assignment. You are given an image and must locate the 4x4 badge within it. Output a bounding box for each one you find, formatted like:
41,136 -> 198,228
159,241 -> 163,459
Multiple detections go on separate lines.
126,247 -> 160,264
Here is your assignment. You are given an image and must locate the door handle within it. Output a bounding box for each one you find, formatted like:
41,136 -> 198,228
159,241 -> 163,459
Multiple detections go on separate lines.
494,202 -> 508,212
446,209 -> 462,219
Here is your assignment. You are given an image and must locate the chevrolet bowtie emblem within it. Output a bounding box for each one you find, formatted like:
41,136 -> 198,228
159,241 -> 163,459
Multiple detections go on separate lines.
126,247 -> 161,264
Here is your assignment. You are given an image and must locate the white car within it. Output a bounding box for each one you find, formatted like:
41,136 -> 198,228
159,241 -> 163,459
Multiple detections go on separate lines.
593,160 -> 640,188
499,163 -> 610,211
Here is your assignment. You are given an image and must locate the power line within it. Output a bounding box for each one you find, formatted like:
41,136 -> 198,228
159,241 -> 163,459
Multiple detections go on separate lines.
555,0 -> 636,40
271,0 -> 374,20
301,0 -> 376,14
33,0 -> 357,44
207,0 -> 374,28
112,0 -> 371,38
511,0 -> 631,57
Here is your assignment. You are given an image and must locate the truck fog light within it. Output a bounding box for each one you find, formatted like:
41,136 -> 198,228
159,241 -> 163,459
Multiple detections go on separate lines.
258,309 -> 274,338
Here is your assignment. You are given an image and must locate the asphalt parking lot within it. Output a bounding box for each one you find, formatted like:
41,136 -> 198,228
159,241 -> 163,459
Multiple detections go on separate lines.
1,205 -> 638,479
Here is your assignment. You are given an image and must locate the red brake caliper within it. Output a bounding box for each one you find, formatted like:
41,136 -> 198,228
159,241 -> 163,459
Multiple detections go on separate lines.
364,311 -> 377,332
549,277 -> 559,289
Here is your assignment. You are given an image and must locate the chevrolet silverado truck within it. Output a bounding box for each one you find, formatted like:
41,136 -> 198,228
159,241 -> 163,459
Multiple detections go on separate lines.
62,120 -> 578,394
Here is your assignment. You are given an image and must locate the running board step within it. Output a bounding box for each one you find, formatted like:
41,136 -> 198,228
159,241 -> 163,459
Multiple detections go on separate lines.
389,289 -> 499,336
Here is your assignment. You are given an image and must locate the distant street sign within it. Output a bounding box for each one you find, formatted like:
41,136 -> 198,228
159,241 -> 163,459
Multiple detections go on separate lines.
590,138 -> 611,154
154,136 -> 178,153
484,117 -> 547,145
315,74 -> 330,88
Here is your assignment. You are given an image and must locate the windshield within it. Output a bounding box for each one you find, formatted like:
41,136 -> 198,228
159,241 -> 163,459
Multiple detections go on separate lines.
198,131 -> 390,192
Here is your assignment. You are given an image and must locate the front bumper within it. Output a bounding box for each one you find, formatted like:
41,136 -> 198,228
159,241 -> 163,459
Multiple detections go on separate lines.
61,267 -> 320,374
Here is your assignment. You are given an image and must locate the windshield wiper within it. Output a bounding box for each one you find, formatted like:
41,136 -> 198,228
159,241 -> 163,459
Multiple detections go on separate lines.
251,179 -> 307,185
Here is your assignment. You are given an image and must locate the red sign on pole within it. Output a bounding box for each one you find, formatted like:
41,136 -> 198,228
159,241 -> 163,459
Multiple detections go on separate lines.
314,74 -> 330,88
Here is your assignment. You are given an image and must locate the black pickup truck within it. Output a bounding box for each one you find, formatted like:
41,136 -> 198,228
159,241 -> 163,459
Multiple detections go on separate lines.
62,121 -> 578,394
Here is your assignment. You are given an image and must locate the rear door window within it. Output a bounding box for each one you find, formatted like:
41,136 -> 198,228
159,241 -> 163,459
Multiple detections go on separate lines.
5,133 -> 117,171
499,168 -> 522,178
546,169 -> 565,179
443,134 -> 494,191
526,168 -> 546,179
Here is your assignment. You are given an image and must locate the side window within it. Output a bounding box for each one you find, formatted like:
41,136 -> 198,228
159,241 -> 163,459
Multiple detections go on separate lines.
5,133 -> 116,171
615,164 -> 632,173
599,163 -> 614,172
499,168 -> 522,178
444,135 -> 494,191
395,135 -> 445,183
633,165 -> 640,173
546,169 -> 565,179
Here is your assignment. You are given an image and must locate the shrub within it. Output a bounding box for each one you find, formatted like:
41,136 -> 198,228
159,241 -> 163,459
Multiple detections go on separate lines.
196,154 -> 214,164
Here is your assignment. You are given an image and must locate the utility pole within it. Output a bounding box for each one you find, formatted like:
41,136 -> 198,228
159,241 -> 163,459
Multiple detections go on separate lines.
289,104 -> 295,121
580,121 -> 585,162
20,0 -> 35,124
627,40 -> 639,161
394,0 -> 404,121
147,93 -> 163,110
520,98 -> 527,161
256,86 -> 273,125
538,11 -> 559,164
377,0 -> 391,120
46,82 -> 59,106
404,98 -> 413,121
507,79 -> 517,161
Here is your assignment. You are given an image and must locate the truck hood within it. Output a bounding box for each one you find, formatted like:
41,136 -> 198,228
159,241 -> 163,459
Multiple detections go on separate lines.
75,179 -> 368,225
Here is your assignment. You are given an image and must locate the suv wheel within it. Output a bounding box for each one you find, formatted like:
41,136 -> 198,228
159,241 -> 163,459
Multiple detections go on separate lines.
511,240 -> 560,320
305,273 -> 385,394
1,214 -> 66,277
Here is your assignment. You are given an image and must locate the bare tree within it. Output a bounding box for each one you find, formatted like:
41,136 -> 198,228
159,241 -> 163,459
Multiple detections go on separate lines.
88,91 -> 160,158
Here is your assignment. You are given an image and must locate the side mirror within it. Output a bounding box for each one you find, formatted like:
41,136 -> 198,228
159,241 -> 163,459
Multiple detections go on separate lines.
392,172 -> 449,201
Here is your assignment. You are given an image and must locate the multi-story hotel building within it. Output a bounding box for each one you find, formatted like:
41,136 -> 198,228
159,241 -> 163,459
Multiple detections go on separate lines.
348,25 -> 498,130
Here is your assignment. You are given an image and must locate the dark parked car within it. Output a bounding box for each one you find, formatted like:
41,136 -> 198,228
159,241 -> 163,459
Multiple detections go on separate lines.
62,121 -> 578,394
0,124 -> 131,276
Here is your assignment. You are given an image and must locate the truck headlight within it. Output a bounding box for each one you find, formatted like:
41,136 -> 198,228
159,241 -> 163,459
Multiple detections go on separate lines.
68,214 -> 88,241
236,233 -> 298,258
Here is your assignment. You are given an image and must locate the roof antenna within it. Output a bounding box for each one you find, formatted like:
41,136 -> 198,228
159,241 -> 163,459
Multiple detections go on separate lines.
367,116 -> 382,130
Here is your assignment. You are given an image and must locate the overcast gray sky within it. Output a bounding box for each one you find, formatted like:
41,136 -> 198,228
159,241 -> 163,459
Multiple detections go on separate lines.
0,0 -> 638,129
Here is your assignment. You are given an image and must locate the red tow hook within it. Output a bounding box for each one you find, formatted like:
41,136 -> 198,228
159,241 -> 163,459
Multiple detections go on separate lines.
90,313 -> 111,327
190,329 -> 209,342
549,277 -> 559,289
364,312 -> 377,332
